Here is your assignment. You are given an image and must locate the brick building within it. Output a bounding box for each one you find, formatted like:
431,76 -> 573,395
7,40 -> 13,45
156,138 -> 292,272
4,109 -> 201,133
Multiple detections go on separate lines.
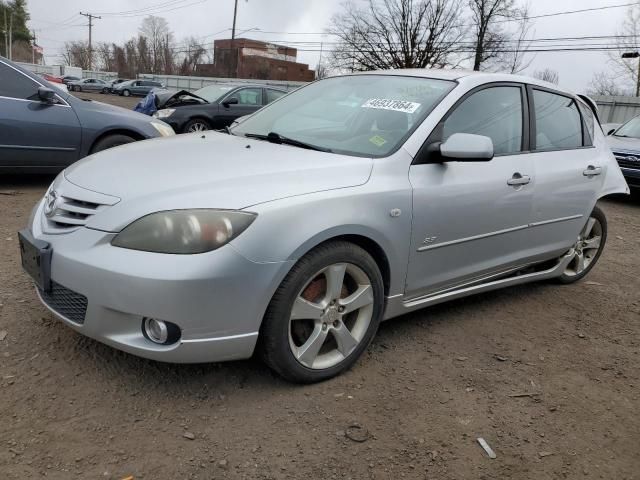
196,38 -> 315,81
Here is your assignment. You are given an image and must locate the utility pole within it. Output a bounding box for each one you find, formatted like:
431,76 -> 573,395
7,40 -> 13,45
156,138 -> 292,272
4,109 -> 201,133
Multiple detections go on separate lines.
79,11 -> 101,70
231,0 -> 238,40
8,8 -> 12,60
3,5 -> 8,59
31,29 -> 35,63
622,52 -> 640,97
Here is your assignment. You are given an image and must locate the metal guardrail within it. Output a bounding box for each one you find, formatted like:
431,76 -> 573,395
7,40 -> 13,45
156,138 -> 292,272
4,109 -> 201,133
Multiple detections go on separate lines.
137,73 -> 306,91
593,95 -> 640,124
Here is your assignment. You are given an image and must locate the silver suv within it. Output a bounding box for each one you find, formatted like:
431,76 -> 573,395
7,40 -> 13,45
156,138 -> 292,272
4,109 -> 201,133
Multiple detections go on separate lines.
20,70 -> 628,383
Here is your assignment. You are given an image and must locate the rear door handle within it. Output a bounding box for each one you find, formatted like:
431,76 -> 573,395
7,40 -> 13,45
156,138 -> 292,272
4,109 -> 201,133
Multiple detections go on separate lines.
583,165 -> 602,177
507,173 -> 531,186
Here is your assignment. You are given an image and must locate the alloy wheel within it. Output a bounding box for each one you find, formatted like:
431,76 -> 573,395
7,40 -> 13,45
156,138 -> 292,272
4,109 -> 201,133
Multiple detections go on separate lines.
187,122 -> 209,132
288,263 -> 374,370
564,215 -> 603,277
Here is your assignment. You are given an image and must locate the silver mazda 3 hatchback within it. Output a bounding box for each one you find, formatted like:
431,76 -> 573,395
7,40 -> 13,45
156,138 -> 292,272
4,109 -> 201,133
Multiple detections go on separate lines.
19,70 -> 629,383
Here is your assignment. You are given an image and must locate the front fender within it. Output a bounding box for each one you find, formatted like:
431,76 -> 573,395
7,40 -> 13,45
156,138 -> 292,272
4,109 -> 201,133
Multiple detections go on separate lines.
230,183 -> 413,297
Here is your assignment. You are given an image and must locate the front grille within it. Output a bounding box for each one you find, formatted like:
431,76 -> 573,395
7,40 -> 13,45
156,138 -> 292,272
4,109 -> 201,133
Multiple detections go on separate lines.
46,195 -> 106,231
39,281 -> 88,324
613,151 -> 640,170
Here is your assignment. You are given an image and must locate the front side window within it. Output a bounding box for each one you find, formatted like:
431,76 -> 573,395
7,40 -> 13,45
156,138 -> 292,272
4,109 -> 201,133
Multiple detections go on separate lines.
233,75 -> 455,157
0,62 -> 40,100
196,84 -> 235,102
533,90 -> 583,150
443,86 -> 523,155
235,88 -> 262,106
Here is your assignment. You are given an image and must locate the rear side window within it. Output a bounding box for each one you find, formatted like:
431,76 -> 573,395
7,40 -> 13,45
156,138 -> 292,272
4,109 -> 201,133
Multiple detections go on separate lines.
443,86 -> 523,155
0,62 -> 40,100
533,90 -> 583,150
266,89 -> 285,104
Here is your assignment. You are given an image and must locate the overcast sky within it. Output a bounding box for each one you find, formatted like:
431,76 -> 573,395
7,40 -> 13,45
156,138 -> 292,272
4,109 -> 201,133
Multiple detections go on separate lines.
27,0 -> 628,92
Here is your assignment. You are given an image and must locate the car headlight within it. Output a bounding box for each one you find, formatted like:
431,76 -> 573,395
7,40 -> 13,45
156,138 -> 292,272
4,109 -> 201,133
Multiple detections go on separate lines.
150,121 -> 175,137
111,209 -> 257,254
154,108 -> 175,119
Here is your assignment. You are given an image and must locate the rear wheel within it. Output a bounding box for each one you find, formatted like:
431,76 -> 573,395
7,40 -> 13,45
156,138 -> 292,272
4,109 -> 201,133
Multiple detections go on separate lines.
260,241 -> 384,383
183,118 -> 211,133
90,134 -> 136,154
556,205 -> 607,284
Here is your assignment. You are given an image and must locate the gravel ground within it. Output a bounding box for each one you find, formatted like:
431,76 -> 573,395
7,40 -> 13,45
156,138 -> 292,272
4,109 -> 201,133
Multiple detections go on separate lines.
0,174 -> 638,479
72,91 -> 139,109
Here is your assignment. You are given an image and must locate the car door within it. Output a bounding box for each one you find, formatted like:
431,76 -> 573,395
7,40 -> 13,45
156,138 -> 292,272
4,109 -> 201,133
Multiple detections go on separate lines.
0,60 -> 82,169
406,83 -> 537,298
525,86 -> 605,255
218,87 -> 263,126
264,88 -> 286,105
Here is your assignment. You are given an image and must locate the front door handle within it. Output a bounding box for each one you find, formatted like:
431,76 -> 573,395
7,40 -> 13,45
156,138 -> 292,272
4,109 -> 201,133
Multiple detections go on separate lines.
507,173 -> 531,186
583,165 -> 602,177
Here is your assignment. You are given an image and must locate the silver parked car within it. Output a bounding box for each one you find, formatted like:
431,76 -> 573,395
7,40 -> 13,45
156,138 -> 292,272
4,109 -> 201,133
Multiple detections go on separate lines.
67,78 -> 110,93
19,70 -> 628,383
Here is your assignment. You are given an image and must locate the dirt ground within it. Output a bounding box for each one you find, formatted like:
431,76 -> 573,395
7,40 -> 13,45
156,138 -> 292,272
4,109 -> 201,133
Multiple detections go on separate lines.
73,91 -> 139,109
0,172 -> 639,480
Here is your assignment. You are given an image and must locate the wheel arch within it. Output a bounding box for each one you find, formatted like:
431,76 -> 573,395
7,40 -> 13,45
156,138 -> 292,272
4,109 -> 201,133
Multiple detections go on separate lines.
88,129 -> 146,154
285,230 -> 393,298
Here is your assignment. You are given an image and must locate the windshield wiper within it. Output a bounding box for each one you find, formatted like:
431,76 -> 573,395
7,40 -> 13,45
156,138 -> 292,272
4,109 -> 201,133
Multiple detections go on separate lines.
614,133 -> 630,137
244,132 -> 333,152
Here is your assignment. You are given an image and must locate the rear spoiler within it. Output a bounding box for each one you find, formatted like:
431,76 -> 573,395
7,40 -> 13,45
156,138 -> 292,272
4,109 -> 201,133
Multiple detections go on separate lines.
577,94 -> 602,126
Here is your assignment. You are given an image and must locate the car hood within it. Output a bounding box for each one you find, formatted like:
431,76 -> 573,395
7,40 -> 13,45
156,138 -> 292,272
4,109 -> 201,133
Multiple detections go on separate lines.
156,89 -> 208,108
606,134 -> 640,153
64,132 -> 373,232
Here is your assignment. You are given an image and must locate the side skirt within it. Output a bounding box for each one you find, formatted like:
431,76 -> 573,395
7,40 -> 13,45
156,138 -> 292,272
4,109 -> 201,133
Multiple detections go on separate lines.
382,250 -> 574,321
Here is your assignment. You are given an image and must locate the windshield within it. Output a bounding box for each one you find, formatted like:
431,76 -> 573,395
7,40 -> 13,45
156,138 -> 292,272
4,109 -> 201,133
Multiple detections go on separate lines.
194,84 -> 237,102
614,116 -> 640,138
232,75 -> 455,157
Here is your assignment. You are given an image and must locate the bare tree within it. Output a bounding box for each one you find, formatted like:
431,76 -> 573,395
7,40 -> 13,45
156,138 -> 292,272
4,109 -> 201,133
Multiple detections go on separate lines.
95,42 -> 114,72
533,68 -> 559,85
608,3 -> 640,95
178,37 -> 207,75
328,0 -> 464,72
468,0 -> 519,71
62,41 -> 90,69
139,15 -> 175,74
499,2 -> 534,74
587,72 -> 629,97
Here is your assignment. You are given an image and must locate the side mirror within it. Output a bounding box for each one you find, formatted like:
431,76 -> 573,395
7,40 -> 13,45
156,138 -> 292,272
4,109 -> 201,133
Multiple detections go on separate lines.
607,128 -> 616,136
37,86 -> 56,104
222,97 -> 239,107
439,133 -> 494,161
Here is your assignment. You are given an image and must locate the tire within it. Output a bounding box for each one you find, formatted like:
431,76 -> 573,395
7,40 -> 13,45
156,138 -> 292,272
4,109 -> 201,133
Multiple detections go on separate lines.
90,134 -> 136,154
182,118 -> 211,133
101,87 -> 108,94
556,205 -> 607,284
122,89 -> 131,97
260,241 -> 384,383
76,86 -> 82,92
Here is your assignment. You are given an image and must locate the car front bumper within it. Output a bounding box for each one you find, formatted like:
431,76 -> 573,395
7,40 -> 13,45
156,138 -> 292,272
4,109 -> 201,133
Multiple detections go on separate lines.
27,200 -> 292,363
620,167 -> 640,188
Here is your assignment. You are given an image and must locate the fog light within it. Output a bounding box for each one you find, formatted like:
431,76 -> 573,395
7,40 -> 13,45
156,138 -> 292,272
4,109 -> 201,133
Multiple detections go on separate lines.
144,318 -> 168,344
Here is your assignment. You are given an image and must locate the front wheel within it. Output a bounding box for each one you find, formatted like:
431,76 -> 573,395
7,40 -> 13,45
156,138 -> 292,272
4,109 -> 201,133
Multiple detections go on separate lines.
122,89 -> 131,97
183,118 -> 211,133
90,134 -> 136,154
556,205 -> 607,284
260,241 -> 384,383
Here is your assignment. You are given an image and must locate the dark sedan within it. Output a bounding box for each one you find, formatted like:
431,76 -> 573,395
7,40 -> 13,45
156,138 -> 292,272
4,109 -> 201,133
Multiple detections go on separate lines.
606,115 -> 640,189
153,84 -> 287,133
0,56 -> 174,173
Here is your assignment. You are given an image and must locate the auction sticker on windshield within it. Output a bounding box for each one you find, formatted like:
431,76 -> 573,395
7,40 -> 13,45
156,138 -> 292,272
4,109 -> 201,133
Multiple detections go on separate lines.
362,98 -> 421,114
